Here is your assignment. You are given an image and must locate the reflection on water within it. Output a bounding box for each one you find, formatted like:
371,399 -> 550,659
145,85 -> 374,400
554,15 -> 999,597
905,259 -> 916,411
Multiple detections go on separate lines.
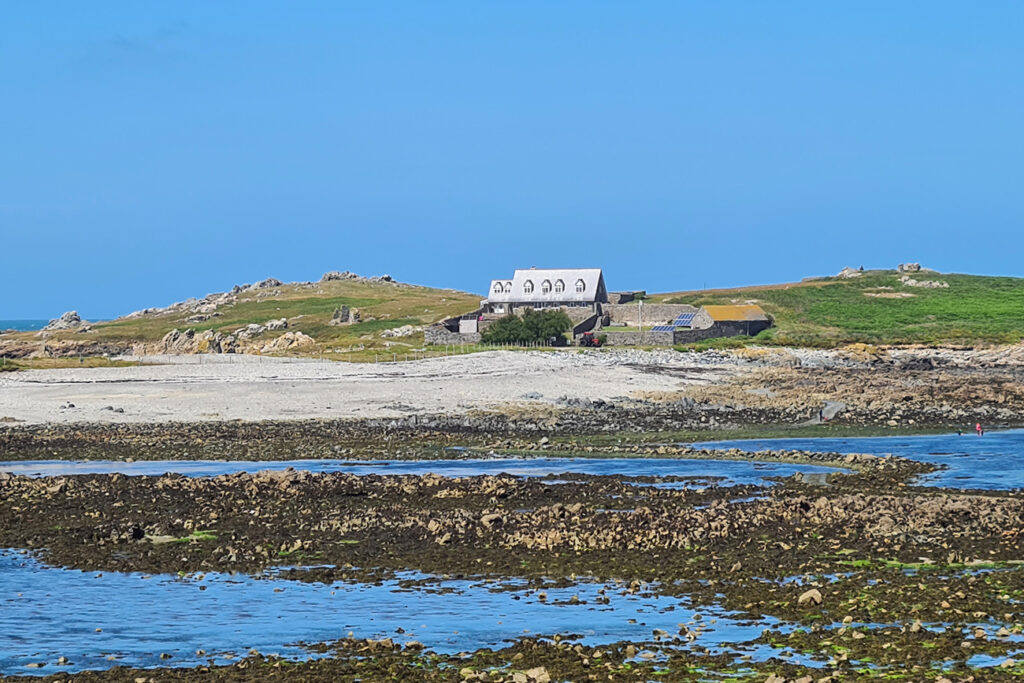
698,429 -> 1024,490
0,550 -> 780,676
0,457 -> 841,488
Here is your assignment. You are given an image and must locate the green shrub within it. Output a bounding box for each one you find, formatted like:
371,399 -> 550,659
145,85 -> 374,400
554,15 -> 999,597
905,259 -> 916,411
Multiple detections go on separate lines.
482,309 -> 572,345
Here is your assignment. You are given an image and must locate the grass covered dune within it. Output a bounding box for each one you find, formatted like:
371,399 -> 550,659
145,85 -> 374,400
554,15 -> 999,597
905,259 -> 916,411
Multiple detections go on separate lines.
657,270 -> 1024,347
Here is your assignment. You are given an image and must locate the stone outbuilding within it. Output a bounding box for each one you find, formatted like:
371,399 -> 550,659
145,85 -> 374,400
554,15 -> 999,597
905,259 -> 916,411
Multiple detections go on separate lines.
601,303 -> 772,346
689,305 -> 772,336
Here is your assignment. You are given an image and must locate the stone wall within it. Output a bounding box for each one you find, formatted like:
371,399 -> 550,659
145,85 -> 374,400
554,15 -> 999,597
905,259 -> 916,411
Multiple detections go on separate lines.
603,303 -> 698,326
424,326 -> 481,344
672,320 -> 772,343
600,329 -> 676,346
601,320 -> 771,346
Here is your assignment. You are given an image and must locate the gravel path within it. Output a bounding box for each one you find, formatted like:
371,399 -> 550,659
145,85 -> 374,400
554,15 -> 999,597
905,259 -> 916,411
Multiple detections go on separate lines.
0,350 -> 740,425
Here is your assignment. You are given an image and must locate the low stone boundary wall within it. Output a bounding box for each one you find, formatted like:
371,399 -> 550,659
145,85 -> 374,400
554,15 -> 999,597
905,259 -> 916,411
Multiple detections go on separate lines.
601,320 -> 771,346
425,326 -> 481,344
673,320 -> 771,343
600,329 -> 676,346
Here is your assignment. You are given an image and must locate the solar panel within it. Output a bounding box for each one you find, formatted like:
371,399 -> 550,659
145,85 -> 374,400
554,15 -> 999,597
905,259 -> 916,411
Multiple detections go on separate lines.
652,325 -> 675,332
674,313 -> 695,325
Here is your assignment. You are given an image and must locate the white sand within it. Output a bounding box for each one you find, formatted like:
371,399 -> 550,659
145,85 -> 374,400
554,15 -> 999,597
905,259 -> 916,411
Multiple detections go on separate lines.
0,350 -> 740,425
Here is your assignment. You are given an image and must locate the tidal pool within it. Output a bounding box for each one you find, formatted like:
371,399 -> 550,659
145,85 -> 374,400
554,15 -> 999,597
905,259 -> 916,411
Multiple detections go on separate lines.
0,457 -> 841,488
698,429 -> 1024,490
0,550 -> 782,677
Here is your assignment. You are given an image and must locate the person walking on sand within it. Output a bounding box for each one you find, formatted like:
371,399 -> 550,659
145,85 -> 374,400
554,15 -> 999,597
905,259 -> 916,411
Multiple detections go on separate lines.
976,422 -> 984,436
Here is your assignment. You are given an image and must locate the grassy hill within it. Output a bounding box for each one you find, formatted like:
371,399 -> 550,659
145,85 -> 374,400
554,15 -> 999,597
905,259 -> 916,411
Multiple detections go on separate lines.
10,269 -> 1024,363
653,270 -> 1024,347
15,278 -> 481,362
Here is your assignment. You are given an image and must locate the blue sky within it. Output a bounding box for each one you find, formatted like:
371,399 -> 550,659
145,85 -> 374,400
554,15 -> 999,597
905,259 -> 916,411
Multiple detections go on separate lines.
3,2 -> 1023,319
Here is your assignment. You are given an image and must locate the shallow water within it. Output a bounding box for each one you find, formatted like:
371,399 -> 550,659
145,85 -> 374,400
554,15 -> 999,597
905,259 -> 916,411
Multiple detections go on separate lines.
0,320 -> 47,332
0,550 -> 781,676
697,429 -> 1024,490
0,457 -> 841,488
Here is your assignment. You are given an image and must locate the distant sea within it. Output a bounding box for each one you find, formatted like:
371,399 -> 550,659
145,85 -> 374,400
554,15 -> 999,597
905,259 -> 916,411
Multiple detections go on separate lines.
0,320 -> 48,332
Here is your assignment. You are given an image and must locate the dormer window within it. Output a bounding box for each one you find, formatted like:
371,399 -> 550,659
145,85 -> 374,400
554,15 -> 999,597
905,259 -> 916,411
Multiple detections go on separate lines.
541,280 -> 552,294
575,279 -> 586,293
554,279 -> 565,293
523,280 -> 534,294
493,282 -> 504,293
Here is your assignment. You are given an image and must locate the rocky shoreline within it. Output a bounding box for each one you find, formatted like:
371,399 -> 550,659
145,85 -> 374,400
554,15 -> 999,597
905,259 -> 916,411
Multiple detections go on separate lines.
1,449 -> 1023,681
9,632 -> 1024,682
0,405 -> 1013,463
3,345 -> 1024,680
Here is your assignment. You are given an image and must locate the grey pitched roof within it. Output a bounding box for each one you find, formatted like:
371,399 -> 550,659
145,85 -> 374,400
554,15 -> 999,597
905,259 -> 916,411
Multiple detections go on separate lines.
487,268 -> 606,304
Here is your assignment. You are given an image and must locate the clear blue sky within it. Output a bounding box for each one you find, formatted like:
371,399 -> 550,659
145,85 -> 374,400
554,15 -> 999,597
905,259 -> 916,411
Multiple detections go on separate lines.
3,2 -> 1023,319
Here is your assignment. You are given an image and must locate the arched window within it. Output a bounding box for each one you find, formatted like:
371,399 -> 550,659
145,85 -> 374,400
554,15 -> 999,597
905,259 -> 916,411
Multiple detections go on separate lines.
541,280 -> 552,294
575,279 -> 586,293
523,280 -> 534,294
505,281 -> 512,292
554,279 -> 565,293
493,282 -> 504,294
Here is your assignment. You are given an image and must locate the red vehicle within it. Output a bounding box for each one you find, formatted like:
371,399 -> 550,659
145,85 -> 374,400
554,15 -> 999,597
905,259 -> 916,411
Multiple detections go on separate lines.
579,332 -> 602,348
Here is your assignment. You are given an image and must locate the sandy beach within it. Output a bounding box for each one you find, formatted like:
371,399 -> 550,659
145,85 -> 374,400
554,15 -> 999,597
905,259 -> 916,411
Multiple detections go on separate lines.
0,349 -> 739,425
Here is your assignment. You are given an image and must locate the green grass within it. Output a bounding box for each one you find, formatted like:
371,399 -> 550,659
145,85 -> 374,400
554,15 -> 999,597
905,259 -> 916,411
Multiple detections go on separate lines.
656,270 -> 1024,347
98,295 -> 382,338
17,270 -> 1024,361
17,278 -> 482,362
0,359 -> 22,372
169,530 -> 218,544
5,357 -> 145,370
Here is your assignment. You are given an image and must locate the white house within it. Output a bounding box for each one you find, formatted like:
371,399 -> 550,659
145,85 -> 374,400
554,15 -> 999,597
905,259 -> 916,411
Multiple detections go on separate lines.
484,268 -> 608,315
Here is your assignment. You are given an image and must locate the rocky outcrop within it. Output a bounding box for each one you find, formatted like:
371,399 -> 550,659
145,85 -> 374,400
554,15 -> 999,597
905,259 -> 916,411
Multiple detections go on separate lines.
124,291 -> 237,320
17,339 -> 132,359
117,271 -> 408,327
153,327 -> 314,355
381,324 -> 419,338
259,331 -> 316,354
322,271 -> 360,282
233,319 -> 291,341
836,267 -> 862,279
157,329 -> 238,354
900,275 -> 949,289
897,263 -> 922,273
323,270 -> 394,283
329,306 -> 359,326
235,324 -> 266,340
230,278 -> 282,294
41,311 -> 84,331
